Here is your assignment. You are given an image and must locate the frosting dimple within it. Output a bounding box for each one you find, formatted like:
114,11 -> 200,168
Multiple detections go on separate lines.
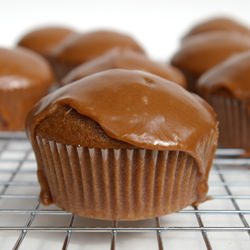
27,69 -> 218,175
198,51 -> 250,100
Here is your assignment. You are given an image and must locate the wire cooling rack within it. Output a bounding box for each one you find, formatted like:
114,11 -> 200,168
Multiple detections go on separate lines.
0,133 -> 249,250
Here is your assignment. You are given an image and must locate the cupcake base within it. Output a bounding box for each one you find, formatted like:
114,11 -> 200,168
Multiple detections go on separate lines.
208,95 -> 250,149
36,136 -> 204,221
49,59 -> 74,81
178,69 -> 199,93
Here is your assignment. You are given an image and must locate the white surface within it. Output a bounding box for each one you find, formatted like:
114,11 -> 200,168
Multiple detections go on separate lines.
1,0 -> 250,60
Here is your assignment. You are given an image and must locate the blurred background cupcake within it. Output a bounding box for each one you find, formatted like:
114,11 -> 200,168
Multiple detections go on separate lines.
198,51 -> 250,149
62,48 -> 186,87
0,47 -> 54,131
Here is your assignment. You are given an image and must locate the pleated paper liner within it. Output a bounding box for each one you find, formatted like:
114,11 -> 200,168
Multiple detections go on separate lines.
49,58 -> 74,81
178,69 -> 199,93
36,136 -> 206,221
208,95 -> 250,149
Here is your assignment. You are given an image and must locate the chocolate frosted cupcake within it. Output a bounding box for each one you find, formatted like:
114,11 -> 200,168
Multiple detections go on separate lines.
49,30 -> 145,79
0,47 -> 54,131
183,16 -> 250,40
26,69 -> 218,220
17,26 -> 76,60
198,51 -> 250,149
62,48 -> 186,88
171,31 -> 250,92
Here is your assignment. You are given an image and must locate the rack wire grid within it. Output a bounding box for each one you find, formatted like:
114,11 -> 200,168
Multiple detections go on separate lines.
0,133 -> 249,250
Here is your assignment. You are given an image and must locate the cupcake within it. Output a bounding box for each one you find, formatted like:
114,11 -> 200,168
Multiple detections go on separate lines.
26,69 -> 218,220
17,26 -> 76,60
0,47 -> 54,131
171,31 -> 250,92
49,30 -> 145,79
198,51 -> 250,149
183,16 -> 250,40
62,48 -> 186,88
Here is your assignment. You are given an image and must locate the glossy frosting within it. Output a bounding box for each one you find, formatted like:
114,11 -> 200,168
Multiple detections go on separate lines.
0,76 -> 31,90
183,17 -> 250,39
50,30 -> 145,67
27,69 -> 218,175
171,31 -> 250,76
17,26 -> 76,57
62,48 -> 186,87
0,47 -> 54,130
0,47 -> 54,87
198,51 -> 250,100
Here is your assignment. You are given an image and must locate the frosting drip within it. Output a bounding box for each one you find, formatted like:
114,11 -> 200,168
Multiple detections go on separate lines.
27,69 -> 218,175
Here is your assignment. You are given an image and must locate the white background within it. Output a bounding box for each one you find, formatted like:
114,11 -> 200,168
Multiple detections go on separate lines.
1,0 -> 250,60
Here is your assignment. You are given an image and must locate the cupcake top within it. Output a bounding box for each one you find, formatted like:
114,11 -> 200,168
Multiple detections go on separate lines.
27,69 -> 218,174
171,31 -> 250,76
50,30 -> 145,67
17,26 -> 76,58
198,51 -> 250,100
0,47 -> 54,89
183,16 -> 250,39
62,48 -> 186,87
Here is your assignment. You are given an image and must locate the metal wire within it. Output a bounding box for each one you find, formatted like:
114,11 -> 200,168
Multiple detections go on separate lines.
0,135 -> 249,250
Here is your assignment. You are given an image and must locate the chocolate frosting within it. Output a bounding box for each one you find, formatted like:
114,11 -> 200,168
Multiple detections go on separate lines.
0,47 -> 54,130
0,47 -> 54,86
198,51 -> 250,100
0,76 -> 31,90
17,26 -> 76,57
27,69 -> 218,176
183,17 -> 250,39
50,30 -> 145,67
171,31 -> 250,76
62,48 -> 186,87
